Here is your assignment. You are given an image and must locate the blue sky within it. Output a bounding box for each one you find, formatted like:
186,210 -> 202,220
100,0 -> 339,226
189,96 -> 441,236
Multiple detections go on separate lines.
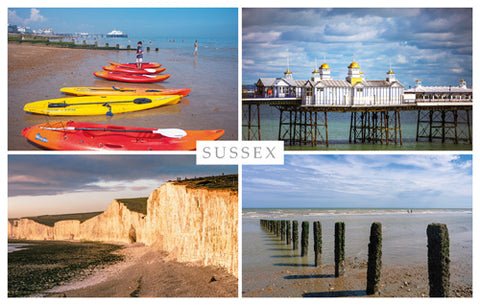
8,155 -> 236,218
243,8 -> 472,88
243,155 -> 472,209
8,8 -> 237,40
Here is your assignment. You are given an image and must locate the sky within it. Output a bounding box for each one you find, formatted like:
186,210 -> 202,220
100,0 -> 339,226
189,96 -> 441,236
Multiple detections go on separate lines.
8,7 -> 238,40
243,155 -> 472,209
242,8 -> 472,88
8,155 -> 237,218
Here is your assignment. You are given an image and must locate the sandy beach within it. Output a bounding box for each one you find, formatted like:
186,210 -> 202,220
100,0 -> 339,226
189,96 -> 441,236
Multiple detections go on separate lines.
43,244 -> 238,297
242,210 -> 472,298
8,42 -> 238,150
243,257 -> 472,297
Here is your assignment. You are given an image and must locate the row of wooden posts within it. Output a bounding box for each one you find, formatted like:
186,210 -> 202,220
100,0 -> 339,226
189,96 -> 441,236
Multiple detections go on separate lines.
260,219 -> 451,297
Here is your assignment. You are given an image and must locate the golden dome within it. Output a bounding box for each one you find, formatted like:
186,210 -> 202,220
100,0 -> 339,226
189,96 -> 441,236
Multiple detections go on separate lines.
320,63 -> 330,69
348,61 -> 360,68
387,70 -> 394,74
285,68 -> 292,74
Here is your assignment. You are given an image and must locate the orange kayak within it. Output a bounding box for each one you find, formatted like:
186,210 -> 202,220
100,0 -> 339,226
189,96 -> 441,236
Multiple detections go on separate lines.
22,121 -> 224,151
103,65 -> 167,74
110,62 -> 161,69
94,71 -> 171,83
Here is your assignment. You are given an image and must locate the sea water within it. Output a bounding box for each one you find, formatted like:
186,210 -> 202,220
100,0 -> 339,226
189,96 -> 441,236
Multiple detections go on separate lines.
243,208 -> 472,276
8,243 -> 32,253
242,106 -> 472,151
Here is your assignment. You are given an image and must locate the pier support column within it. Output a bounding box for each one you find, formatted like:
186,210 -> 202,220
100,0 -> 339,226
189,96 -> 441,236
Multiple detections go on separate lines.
350,110 -> 402,145
366,222 -> 382,295
313,221 -> 322,267
242,103 -> 261,140
427,223 -> 450,297
335,222 -> 345,277
416,109 -> 472,144
301,221 -> 309,257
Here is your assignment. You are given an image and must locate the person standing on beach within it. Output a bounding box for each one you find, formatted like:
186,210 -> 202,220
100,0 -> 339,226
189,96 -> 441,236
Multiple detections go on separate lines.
193,40 -> 198,55
136,41 -> 144,69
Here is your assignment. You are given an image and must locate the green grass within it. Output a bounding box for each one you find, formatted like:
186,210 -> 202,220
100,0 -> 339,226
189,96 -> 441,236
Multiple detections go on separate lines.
21,212 -> 103,227
170,174 -> 238,192
8,240 -> 124,297
116,197 -> 149,215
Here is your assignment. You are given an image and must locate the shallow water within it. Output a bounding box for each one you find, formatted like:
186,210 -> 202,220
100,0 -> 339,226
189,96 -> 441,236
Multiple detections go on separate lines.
243,209 -> 472,280
9,41 -> 238,150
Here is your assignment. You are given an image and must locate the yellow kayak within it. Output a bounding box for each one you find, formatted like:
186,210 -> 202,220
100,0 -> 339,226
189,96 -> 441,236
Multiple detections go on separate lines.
23,95 -> 181,116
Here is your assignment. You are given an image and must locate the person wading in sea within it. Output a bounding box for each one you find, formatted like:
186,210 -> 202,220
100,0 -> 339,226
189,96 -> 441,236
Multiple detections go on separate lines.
136,41 -> 144,69
193,40 -> 198,55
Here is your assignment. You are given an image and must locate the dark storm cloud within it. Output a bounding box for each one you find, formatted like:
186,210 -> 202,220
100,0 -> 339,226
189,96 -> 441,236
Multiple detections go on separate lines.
8,155 -> 236,197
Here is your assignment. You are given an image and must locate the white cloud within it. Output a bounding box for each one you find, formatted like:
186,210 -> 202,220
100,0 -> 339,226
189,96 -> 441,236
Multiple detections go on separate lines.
8,8 -> 46,25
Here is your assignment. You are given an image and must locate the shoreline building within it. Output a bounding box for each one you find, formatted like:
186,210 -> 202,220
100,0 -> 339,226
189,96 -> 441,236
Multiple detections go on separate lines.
254,61 -> 471,106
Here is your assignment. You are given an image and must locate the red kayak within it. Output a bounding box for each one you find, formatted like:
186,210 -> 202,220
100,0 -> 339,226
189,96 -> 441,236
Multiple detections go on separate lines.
94,71 -> 171,83
103,65 -> 167,74
22,121 -> 224,151
110,62 -> 161,69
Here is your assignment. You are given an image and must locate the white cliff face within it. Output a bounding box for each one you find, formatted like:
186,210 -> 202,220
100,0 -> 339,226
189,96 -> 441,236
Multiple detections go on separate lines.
79,200 -> 146,244
8,219 -> 54,240
54,220 -> 80,240
8,182 -> 238,277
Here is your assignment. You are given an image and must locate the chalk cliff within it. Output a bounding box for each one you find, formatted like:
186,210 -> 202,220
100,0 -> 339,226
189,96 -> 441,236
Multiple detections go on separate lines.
9,218 -> 54,240
8,179 -> 238,277
145,182 -> 238,276
78,199 -> 146,244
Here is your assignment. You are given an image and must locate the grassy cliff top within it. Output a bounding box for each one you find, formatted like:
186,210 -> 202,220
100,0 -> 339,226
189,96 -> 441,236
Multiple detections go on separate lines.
19,212 -> 104,227
170,174 -> 238,192
116,197 -> 149,215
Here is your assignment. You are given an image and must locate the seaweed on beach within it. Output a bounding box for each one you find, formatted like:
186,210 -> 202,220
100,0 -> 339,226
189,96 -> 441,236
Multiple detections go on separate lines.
8,241 -> 124,297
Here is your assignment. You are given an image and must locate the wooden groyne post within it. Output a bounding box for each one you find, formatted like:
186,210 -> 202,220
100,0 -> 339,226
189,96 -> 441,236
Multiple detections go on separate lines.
280,220 -> 285,241
286,220 -> 291,245
366,222 -> 382,295
335,222 -> 345,277
276,220 -> 280,237
292,220 -> 299,250
427,223 -> 450,297
301,221 -> 309,257
313,221 -> 322,267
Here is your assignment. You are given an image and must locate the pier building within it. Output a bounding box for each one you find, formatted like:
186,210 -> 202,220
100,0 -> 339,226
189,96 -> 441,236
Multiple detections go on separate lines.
405,79 -> 472,105
255,61 -> 405,106
245,61 -> 472,146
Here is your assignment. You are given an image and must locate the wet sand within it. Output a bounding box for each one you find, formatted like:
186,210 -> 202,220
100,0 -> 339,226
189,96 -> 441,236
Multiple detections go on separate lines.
8,42 -> 238,150
243,258 -> 472,297
45,244 -> 238,297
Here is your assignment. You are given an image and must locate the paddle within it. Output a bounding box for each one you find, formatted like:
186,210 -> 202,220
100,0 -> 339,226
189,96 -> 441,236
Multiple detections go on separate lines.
40,126 -> 187,138
47,98 -> 153,108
